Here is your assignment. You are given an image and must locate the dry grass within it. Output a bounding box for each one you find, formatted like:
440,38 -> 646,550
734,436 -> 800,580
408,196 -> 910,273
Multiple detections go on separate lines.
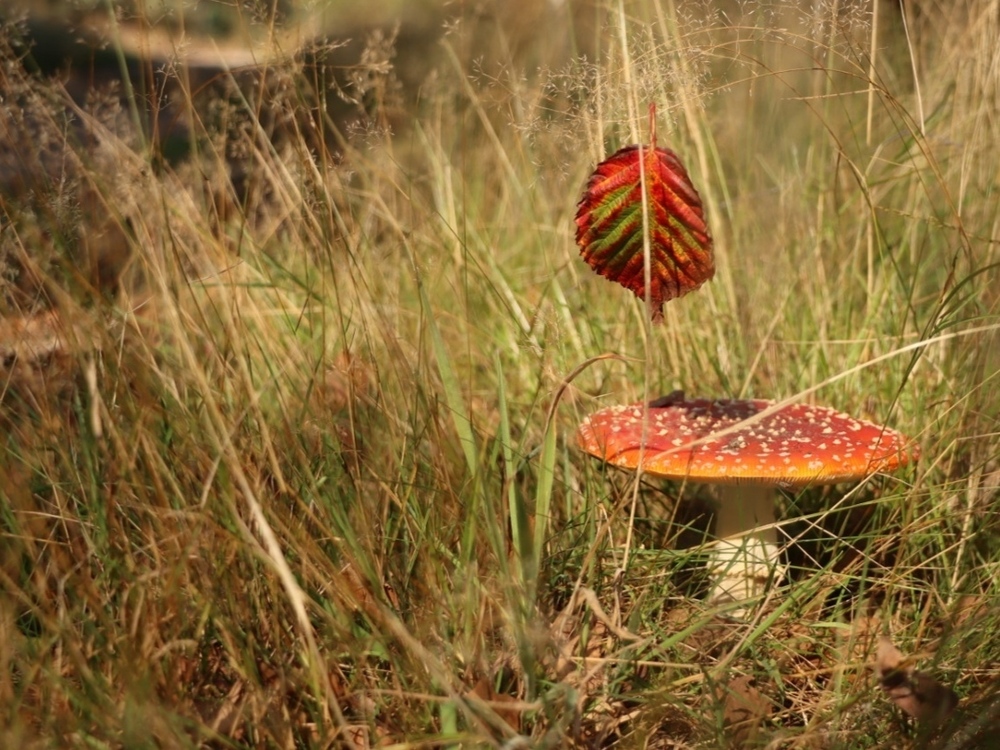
0,0 -> 998,747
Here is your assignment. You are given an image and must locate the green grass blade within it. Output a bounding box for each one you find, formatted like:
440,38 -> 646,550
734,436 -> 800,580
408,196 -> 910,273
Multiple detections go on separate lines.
531,412 -> 557,598
415,269 -> 478,478
498,356 -> 529,582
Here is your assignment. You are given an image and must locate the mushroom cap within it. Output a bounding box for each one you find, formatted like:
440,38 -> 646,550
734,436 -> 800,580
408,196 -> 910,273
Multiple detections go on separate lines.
576,398 -> 919,488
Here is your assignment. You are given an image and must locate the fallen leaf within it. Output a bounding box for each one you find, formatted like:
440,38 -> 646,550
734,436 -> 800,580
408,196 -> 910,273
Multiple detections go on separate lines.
342,724 -> 370,749
718,674 -> 771,748
468,676 -> 522,733
320,349 -> 375,412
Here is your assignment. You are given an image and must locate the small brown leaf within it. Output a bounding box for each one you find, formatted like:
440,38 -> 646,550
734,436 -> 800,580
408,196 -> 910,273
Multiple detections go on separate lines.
876,635 -> 958,724
719,675 -> 771,748
321,350 -> 375,413
343,725 -> 371,749
468,677 -> 521,733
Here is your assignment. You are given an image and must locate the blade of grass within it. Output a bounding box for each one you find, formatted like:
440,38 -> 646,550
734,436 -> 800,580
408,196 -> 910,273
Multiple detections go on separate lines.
531,407 -> 557,599
414,263 -> 478,479
498,356 -> 529,582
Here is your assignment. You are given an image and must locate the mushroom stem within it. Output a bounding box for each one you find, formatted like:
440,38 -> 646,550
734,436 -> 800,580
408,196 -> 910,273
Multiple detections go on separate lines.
708,485 -> 782,606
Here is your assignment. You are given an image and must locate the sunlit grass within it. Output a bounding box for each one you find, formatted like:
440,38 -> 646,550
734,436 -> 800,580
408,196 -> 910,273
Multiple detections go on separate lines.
1,0 -> 998,747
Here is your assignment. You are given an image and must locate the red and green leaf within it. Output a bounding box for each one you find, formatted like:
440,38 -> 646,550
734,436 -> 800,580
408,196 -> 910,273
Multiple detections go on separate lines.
575,106 -> 714,323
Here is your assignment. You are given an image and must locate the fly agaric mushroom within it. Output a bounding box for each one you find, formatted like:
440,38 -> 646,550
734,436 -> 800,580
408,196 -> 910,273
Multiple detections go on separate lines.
576,395 -> 919,607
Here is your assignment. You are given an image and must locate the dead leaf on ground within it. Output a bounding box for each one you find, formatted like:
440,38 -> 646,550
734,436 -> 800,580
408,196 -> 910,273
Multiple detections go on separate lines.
302,348 -> 376,470
717,674 -> 771,748
662,602 -> 738,659
876,635 -> 958,724
342,724 -> 370,749
468,676 -> 522,734
320,350 -> 375,412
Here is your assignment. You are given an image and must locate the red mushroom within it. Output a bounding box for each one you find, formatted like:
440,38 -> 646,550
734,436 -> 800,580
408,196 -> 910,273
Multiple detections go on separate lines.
576,395 -> 919,607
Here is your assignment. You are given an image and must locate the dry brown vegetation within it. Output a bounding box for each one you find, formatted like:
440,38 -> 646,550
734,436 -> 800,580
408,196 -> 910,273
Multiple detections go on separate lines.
1,0 -> 998,748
